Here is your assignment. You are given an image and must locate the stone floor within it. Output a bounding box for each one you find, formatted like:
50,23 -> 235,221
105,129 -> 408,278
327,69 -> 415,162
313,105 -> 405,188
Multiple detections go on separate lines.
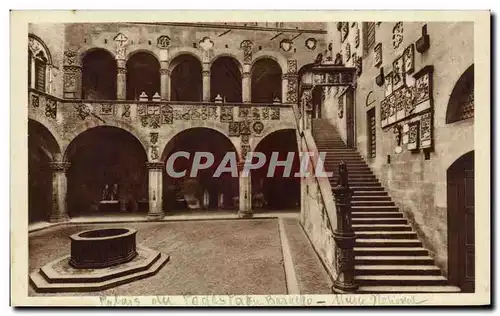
29,217 -> 333,296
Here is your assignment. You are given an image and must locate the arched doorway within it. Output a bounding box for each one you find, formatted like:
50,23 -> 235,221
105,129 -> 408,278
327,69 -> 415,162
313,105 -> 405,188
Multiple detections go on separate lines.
28,120 -> 60,223
251,58 -> 282,103
126,52 -> 160,100
161,128 -> 238,213
82,49 -> 117,100
447,150 -> 475,292
65,126 -> 148,217
252,129 -> 300,211
170,54 -> 202,101
210,56 -> 242,102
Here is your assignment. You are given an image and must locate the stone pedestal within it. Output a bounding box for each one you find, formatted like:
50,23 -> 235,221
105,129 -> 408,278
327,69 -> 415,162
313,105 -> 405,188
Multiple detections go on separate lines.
237,162 -> 252,218
160,68 -> 171,101
49,162 -> 70,223
116,59 -> 127,100
147,162 -> 164,220
331,161 -> 358,293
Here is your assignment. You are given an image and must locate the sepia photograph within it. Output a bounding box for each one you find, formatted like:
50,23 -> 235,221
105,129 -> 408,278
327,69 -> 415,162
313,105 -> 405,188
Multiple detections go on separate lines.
10,10 -> 491,307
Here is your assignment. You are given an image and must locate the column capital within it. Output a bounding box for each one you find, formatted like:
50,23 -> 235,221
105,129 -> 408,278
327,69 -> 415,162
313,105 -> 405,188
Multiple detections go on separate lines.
202,70 -> 210,77
160,68 -> 171,76
49,161 -> 71,171
146,162 -> 165,170
282,73 -> 298,80
117,67 -> 127,75
242,72 -> 251,79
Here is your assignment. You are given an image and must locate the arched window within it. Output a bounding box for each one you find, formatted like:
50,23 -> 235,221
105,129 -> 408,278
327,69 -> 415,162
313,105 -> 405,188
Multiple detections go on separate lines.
446,65 -> 474,124
170,54 -> 202,102
126,52 -> 160,101
82,49 -> 117,100
251,58 -> 282,103
28,35 -> 52,93
210,56 -> 242,102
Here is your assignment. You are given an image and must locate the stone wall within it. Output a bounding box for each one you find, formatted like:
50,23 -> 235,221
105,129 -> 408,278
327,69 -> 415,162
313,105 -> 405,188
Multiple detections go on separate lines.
324,21 -> 475,275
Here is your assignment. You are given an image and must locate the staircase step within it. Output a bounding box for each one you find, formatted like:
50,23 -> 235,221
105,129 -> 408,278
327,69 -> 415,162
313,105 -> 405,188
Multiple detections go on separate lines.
355,231 -> 418,239
356,275 -> 448,286
352,201 -> 395,206
356,285 -> 461,293
351,186 -> 385,191
352,206 -> 399,212
351,212 -> 402,218
355,255 -> 435,265
355,239 -> 422,248
355,265 -> 441,276
352,218 -> 407,225
354,247 -> 429,256
353,224 -> 412,231
352,195 -> 392,201
353,191 -> 388,196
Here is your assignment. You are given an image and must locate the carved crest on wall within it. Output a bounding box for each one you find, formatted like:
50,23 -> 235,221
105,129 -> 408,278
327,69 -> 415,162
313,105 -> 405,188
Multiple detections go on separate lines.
392,22 -> 404,49
240,40 -> 253,64
199,37 -> 214,51
157,35 -> 171,49
64,50 -> 77,66
280,39 -> 293,52
305,38 -> 317,50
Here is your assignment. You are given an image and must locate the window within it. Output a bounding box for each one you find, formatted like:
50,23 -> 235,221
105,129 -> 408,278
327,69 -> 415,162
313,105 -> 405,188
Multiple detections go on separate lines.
34,53 -> 47,92
362,22 -> 376,57
28,35 -> 51,92
367,108 -> 376,158
446,65 -> 474,124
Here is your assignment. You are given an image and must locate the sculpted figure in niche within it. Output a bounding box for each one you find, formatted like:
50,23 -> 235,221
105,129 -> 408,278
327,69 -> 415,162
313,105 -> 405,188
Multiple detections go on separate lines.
101,184 -> 111,201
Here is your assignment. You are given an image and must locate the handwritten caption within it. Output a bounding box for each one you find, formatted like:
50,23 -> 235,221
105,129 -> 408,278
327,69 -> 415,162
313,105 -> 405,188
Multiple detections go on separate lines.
99,294 -> 428,307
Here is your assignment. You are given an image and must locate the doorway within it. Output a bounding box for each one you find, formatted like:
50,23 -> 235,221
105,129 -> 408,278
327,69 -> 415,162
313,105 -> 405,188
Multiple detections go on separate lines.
447,150 -> 475,292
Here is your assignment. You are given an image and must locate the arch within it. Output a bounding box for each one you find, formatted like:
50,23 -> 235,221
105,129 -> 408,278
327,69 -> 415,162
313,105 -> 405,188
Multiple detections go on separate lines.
79,46 -> 116,65
252,50 -> 288,74
62,120 -> 149,161
447,150 -> 475,292
252,124 -> 297,151
210,53 -> 244,72
126,51 -> 161,100
64,126 -> 149,216
160,127 -> 239,212
251,58 -> 283,103
210,55 -> 242,102
252,128 -> 300,210
126,48 -> 161,65
161,124 -> 239,162
28,118 -> 62,160
28,33 -> 53,65
446,64 -> 474,124
169,53 -> 203,102
168,47 -> 203,69
81,48 -> 117,100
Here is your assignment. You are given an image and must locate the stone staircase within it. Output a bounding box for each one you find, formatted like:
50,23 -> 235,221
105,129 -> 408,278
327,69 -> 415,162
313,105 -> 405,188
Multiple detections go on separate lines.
311,119 -> 460,293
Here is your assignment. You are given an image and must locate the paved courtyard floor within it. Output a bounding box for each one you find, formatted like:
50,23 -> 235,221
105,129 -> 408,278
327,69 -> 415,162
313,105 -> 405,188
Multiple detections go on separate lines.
29,217 -> 332,296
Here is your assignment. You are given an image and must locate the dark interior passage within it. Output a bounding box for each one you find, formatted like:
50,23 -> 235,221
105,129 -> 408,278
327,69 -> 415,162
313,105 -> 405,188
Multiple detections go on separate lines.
251,58 -> 282,103
252,129 -> 300,210
162,128 -> 239,212
82,49 -> 117,100
170,54 -> 202,102
210,56 -> 242,102
126,52 -> 160,100
65,127 -> 148,216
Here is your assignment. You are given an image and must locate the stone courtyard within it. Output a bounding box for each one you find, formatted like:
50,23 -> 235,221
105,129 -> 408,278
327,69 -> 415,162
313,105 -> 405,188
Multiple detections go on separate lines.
29,217 -> 333,296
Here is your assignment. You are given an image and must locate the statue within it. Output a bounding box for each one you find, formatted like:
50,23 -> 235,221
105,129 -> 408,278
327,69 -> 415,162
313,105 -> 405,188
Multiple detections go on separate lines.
334,52 -> 343,66
110,183 -> 119,201
336,161 -> 349,188
101,184 -> 111,201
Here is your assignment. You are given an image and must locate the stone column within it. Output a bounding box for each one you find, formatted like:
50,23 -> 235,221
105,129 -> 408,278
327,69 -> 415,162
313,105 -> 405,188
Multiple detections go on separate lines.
237,162 -> 252,218
49,161 -> 71,223
242,63 -> 251,103
147,162 -> 164,220
281,74 -> 288,104
116,59 -> 127,100
331,161 -> 358,293
202,63 -> 211,102
160,68 -> 171,101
